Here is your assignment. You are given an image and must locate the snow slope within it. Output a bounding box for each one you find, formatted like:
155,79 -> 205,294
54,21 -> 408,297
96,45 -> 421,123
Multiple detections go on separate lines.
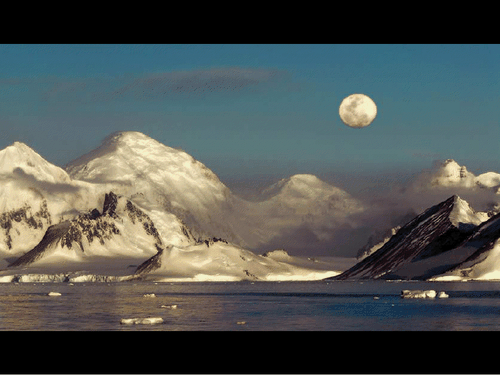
134,241 -> 340,282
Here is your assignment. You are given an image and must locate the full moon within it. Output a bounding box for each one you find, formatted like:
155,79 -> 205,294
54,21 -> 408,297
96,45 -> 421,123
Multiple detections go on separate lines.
339,93 -> 377,128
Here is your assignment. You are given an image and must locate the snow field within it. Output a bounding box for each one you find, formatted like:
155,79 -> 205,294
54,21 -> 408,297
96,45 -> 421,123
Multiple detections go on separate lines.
142,242 -> 343,281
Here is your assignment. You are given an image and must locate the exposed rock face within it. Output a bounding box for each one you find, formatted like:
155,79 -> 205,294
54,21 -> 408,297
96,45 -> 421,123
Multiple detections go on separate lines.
124,199 -> 162,248
0,200 -> 51,250
334,196 -> 480,280
9,221 -> 72,267
135,246 -> 165,275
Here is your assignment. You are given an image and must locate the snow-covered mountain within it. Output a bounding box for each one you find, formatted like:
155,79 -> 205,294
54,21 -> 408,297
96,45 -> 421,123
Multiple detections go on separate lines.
0,133 -> 357,280
4,132 -> 500,282
64,132 -> 364,252
5,189 -> 343,281
334,195 -> 490,280
411,159 -> 500,194
0,141 -> 71,185
259,174 -> 363,219
0,142 -> 102,259
242,174 -> 364,249
8,191 -> 194,268
65,131 -> 239,243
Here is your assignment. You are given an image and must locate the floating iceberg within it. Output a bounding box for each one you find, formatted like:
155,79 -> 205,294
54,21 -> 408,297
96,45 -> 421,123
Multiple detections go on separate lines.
437,291 -> 449,298
160,304 -> 177,309
120,317 -> 163,325
143,293 -> 156,298
401,289 -> 437,299
47,291 -> 61,296
401,290 -> 449,299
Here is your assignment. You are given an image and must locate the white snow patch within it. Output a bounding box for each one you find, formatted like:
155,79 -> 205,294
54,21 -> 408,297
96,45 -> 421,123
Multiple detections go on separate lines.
47,291 -> 61,296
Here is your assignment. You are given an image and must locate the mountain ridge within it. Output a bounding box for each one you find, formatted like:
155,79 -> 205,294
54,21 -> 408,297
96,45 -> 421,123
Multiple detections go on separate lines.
333,195 -> 488,280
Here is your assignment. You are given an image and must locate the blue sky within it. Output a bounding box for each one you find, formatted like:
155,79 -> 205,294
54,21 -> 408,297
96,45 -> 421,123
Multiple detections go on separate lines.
1,44 -> 499,195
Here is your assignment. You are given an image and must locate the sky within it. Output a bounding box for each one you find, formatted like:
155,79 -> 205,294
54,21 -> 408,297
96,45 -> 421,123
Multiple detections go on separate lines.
1,44 -> 499,197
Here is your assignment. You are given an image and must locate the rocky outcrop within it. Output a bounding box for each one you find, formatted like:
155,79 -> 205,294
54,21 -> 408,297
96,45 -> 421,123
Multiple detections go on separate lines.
0,200 -> 51,250
333,195 -> 481,280
8,192 -> 166,268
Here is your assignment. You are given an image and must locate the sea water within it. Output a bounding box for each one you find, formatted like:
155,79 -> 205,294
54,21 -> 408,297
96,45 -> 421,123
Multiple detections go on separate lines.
2,280 -> 500,330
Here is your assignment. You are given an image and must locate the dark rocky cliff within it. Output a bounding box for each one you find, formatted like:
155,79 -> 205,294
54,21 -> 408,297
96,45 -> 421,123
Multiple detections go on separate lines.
333,195 -> 478,280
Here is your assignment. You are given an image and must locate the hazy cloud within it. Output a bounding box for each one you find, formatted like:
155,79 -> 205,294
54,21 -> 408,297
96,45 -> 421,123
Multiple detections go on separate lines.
102,67 -> 289,101
12,167 -> 81,194
17,67 -> 291,104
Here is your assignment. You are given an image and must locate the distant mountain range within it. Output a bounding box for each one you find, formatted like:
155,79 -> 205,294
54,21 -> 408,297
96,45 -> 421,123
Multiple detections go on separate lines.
1,131 -> 499,281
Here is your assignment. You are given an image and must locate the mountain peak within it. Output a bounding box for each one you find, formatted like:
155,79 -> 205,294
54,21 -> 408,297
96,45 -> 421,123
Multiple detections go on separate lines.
261,174 -> 332,199
101,131 -> 156,147
1,141 -> 39,159
0,141 -> 70,183
289,174 -> 322,183
449,195 -> 487,228
440,159 -> 468,178
65,131 -> 196,182
334,195 -> 485,280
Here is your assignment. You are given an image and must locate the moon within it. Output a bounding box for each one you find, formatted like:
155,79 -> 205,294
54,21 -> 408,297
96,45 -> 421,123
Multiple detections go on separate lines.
339,93 -> 377,128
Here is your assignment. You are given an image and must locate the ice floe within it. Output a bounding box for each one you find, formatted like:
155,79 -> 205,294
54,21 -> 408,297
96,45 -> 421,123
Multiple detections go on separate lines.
160,304 -> 177,309
401,289 -> 449,299
437,291 -> 449,298
120,317 -> 163,325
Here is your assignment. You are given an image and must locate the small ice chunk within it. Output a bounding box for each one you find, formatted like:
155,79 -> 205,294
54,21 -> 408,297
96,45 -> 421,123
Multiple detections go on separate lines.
437,291 -> 449,298
236,321 -> 246,325
401,289 -> 436,299
120,317 -> 163,325
47,292 -> 62,296
373,296 -> 380,300
143,293 -> 156,298
160,304 -> 177,309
